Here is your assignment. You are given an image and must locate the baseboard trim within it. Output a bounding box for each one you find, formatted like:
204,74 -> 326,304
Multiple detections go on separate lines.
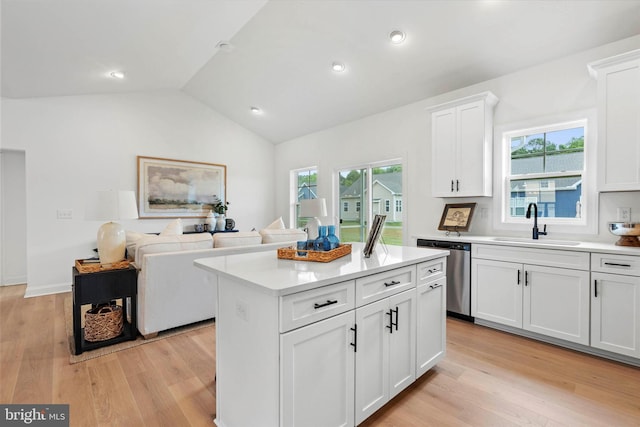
24,282 -> 71,298
474,318 -> 640,368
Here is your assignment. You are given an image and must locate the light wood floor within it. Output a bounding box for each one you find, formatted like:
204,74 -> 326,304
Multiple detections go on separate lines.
1,284 -> 639,427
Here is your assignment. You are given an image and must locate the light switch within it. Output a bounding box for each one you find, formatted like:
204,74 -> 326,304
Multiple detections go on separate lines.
57,209 -> 73,219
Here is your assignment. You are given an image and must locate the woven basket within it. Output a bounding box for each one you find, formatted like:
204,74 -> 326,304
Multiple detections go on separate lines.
84,305 -> 123,342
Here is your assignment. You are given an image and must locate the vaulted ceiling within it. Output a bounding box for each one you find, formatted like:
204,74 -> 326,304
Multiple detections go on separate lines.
3,0 -> 640,143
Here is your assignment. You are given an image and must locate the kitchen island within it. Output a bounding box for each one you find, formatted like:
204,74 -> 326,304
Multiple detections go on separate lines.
194,242 -> 448,427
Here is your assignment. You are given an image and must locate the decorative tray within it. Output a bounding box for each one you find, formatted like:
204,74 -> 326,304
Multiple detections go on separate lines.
75,259 -> 131,273
277,243 -> 352,263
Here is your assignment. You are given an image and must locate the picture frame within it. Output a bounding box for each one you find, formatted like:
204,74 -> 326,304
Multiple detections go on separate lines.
137,156 -> 226,218
363,214 -> 387,258
438,203 -> 476,232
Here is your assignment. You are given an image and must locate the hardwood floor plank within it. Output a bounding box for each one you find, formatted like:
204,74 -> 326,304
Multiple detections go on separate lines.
2,286 -> 640,426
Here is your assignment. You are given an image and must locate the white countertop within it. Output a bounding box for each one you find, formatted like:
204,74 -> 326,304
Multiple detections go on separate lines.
413,233 -> 640,256
194,242 -> 449,296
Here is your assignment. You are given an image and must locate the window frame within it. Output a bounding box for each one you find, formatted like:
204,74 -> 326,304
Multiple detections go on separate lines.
290,166 -> 318,228
492,110 -> 597,236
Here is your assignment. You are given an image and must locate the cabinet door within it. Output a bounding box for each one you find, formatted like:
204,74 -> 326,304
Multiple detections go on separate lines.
281,311 -> 355,427
591,272 -> 640,358
355,298 -> 389,425
595,57 -> 640,191
472,258 -> 522,328
456,100 -> 488,197
523,265 -> 590,345
431,107 -> 457,197
416,277 -> 446,377
388,289 -> 416,399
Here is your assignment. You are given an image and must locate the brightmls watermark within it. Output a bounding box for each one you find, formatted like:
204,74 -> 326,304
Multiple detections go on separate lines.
0,405 -> 68,426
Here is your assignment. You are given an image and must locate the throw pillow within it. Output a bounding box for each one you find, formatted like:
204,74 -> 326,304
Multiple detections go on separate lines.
265,216 -> 285,230
160,218 -> 183,236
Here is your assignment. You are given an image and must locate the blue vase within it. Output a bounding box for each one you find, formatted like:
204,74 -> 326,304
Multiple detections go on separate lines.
327,225 -> 340,250
314,226 -> 330,251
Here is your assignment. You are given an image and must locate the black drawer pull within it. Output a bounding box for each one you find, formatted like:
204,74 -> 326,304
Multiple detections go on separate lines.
314,299 -> 338,309
429,283 -> 443,290
384,280 -> 401,287
604,262 -> 632,268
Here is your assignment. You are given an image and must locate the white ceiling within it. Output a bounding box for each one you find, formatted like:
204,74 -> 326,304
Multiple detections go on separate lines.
3,0 -> 640,143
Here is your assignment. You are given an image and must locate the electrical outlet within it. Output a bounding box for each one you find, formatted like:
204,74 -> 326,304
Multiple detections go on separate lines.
57,209 -> 73,219
617,207 -> 631,222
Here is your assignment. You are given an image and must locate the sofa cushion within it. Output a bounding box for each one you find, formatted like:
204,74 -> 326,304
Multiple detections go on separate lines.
213,231 -> 262,248
160,218 -> 183,236
125,230 -> 148,260
265,216 -> 286,229
135,233 -> 213,261
259,228 -> 307,244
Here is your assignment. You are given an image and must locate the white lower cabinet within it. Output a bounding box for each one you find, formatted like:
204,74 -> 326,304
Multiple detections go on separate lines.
472,245 -> 590,345
591,252 -> 640,358
416,276 -> 446,376
354,289 -> 416,425
281,311 -> 356,427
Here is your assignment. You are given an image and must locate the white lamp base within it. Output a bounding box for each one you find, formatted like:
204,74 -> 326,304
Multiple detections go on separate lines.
97,221 -> 126,266
305,217 -> 322,240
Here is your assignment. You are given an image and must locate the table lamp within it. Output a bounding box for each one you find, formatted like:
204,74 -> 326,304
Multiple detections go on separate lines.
299,198 -> 327,240
89,190 -> 139,266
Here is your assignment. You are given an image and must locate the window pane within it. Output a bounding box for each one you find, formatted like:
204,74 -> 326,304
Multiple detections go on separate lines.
509,176 -> 582,218
372,165 -> 402,246
295,168 -> 317,228
339,168 -> 367,243
511,127 -> 584,175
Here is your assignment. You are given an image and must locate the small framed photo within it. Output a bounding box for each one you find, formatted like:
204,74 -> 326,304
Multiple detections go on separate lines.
438,203 -> 476,232
363,214 -> 387,258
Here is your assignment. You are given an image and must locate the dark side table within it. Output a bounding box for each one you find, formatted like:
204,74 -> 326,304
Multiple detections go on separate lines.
72,264 -> 138,355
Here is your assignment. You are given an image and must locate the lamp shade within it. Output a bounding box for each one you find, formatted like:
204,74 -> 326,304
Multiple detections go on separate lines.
299,198 -> 327,218
88,190 -> 139,221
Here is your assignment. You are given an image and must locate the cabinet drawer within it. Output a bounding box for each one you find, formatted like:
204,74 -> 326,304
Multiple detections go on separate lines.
473,244 -> 589,270
356,266 -> 416,307
280,280 -> 355,332
417,258 -> 446,285
591,253 -> 640,276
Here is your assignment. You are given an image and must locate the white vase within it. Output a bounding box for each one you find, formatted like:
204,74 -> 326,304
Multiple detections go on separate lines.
216,215 -> 226,231
205,210 -> 215,231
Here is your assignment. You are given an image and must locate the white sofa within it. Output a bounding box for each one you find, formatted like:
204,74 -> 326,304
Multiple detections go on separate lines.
130,228 -> 306,338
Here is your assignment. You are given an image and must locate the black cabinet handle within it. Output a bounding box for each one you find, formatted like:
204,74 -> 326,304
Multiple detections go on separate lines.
525,271 -> 529,286
386,309 -> 394,333
517,270 -> 521,285
429,283 -> 443,290
384,280 -> 401,287
394,307 -> 399,331
604,262 -> 631,268
451,180 -> 454,192
350,324 -> 357,352
456,179 -> 460,192
594,280 -> 598,298
314,299 -> 338,309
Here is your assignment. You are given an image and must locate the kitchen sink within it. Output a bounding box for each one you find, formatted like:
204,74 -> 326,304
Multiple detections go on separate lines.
490,237 -> 581,246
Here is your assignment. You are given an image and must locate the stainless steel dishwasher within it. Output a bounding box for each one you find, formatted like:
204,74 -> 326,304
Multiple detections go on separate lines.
417,239 -> 473,321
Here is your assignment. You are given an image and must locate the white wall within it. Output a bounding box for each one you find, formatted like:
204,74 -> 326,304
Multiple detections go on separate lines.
1,90 -> 275,296
274,35 -> 640,245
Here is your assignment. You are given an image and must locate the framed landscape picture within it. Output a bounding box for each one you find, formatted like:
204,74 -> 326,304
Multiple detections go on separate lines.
437,203 -> 476,232
137,156 -> 226,218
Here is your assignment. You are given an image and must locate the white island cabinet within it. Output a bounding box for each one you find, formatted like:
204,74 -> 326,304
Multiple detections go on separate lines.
194,243 -> 448,427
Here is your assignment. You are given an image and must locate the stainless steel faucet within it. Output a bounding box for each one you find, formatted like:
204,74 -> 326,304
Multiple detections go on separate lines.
525,203 -> 547,240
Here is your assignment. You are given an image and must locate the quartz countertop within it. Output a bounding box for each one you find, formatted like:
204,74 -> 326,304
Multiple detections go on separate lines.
194,242 -> 449,296
413,233 -> 640,256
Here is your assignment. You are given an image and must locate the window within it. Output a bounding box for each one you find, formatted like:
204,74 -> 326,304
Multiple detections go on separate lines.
337,161 -> 404,245
291,167 -> 318,228
496,112 -> 596,234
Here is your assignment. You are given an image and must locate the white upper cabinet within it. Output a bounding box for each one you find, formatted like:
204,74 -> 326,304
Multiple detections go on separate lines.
588,49 -> 640,192
430,91 -> 498,197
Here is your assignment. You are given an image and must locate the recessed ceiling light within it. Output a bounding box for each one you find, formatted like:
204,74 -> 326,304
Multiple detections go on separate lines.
250,106 -> 263,114
389,30 -> 406,44
332,62 -> 346,72
109,71 -> 125,79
